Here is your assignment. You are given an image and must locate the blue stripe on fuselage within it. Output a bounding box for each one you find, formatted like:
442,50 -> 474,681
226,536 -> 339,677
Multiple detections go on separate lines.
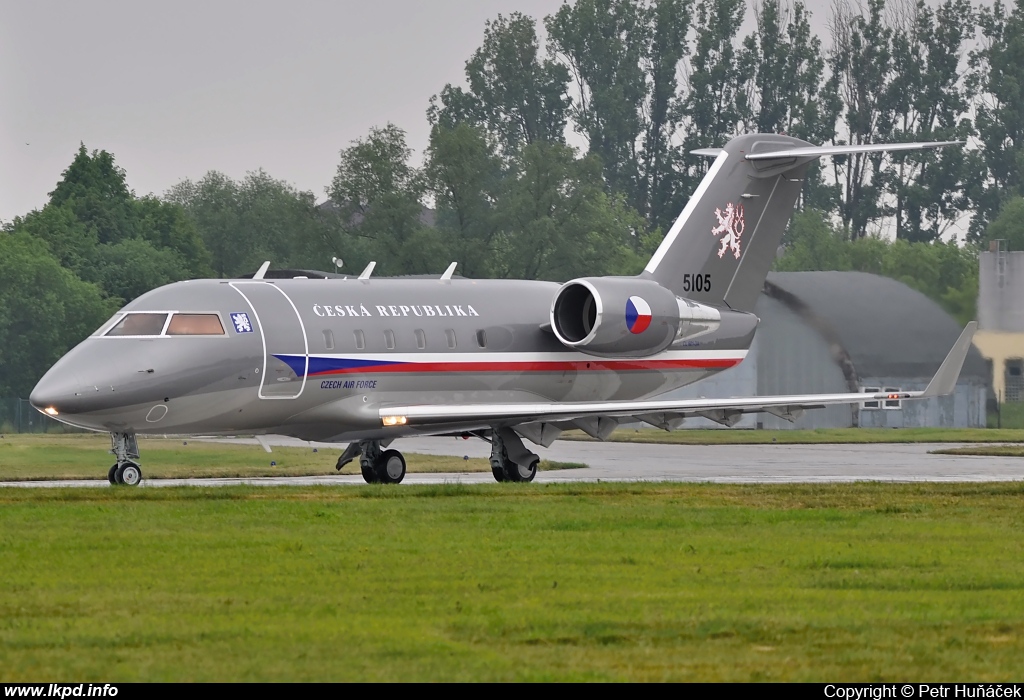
273,355 -> 401,376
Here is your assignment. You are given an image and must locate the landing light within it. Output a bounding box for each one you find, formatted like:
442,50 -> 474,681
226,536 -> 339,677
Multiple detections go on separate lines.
43,407 -> 59,417
382,415 -> 408,427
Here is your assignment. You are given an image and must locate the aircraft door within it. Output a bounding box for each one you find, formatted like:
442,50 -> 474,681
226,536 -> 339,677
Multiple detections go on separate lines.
229,282 -> 308,399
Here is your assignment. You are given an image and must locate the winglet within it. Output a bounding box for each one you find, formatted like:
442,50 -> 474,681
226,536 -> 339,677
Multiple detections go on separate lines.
921,322 -> 977,397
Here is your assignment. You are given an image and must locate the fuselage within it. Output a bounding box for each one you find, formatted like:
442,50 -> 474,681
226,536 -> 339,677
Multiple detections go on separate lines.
30,277 -> 758,442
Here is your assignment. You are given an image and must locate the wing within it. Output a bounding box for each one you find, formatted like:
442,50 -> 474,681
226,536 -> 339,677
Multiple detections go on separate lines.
379,323 -> 977,443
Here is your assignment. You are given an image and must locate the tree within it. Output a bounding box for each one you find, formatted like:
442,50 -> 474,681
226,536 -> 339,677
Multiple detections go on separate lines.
682,0 -> 749,151
0,233 -> 116,397
424,123 -> 504,279
547,0 -> 652,206
639,0 -> 693,233
326,124 -> 446,276
47,144 -> 135,244
969,0 -> 1024,237
430,13 -> 570,156
738,1 -> 838,212
12,145 -> 213,303
827,0 -> 896,239
489,142 -> 644,281
168,170 -> 328,277
981,196 -> 1024,252
883,0 -> 976,243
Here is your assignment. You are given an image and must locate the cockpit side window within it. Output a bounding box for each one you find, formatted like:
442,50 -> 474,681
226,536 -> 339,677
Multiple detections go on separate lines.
166,313 -> 225,336
105,313 -> 168,337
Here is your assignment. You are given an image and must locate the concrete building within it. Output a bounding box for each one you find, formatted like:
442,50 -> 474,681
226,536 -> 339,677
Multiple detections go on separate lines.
974,246 -> 1024,403
662,271 -> 989,429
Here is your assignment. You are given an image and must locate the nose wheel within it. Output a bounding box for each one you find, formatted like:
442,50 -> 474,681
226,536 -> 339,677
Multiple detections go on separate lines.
109,462 -> 143,485
108,432 -> 143,486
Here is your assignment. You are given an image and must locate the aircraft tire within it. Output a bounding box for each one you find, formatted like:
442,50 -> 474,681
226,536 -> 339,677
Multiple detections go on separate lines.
503,457 -> 538,483
108,464 -> 119,485
360,461 -> 379,484
490,463 -> 506,482
115,462 -> 142,486
375,449 -> 406,485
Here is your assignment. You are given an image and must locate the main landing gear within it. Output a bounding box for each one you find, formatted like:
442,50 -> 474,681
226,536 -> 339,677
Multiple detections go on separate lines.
108,432 -> 143,486
337,440 -> 407,484
489,427 -> 539,483
334,429 -> 538,485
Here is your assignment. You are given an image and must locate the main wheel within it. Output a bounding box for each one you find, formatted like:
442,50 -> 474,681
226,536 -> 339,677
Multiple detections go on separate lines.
490,462 -> 506,482
115,462 -> 142,486
107,464 -> 119,484
360,460 -> 379,484
375,449 -> 406,485
502,457 -> 538,483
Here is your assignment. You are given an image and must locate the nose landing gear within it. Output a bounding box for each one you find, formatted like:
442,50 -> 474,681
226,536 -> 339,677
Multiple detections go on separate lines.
108,432 -> 143,486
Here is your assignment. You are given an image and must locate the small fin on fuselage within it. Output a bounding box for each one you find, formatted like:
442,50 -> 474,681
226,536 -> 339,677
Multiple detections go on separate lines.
642,134 -> 962,312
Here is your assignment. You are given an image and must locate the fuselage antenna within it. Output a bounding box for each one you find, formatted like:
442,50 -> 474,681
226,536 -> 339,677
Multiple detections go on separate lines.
440,262 -> 458,282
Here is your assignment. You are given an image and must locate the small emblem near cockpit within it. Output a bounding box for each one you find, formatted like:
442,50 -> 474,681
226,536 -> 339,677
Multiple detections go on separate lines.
231,312 -> 253,334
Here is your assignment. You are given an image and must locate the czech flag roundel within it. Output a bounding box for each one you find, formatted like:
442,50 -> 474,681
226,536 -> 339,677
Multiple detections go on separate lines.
625,296 -> 652,334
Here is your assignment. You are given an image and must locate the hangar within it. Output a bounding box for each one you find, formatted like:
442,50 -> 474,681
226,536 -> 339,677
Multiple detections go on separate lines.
662,271 -> 989,429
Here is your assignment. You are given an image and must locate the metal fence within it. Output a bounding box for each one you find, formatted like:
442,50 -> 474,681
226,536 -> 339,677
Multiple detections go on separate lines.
0,398 -> 85,433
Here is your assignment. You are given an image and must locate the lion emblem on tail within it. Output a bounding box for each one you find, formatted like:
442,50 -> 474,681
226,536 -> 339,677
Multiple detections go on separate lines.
712,202 -> 745,259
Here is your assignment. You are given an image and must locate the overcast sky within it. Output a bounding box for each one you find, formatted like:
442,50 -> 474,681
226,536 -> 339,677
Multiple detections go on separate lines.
1,0 -> 838,223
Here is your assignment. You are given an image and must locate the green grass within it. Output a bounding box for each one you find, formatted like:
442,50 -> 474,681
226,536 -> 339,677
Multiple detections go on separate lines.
932,445 -> 1024,457
990,403 -> 1024,429
0,434 -> 582,481
1,483 -> 1023,681
564,427 -> 1024,445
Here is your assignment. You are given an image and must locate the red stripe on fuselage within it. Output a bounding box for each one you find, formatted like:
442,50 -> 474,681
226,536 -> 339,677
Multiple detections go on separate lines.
308,358 -> 742,376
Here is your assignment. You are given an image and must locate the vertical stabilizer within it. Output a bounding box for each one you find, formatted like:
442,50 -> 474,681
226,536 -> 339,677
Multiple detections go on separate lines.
642,134 -> 962,312
642,134 -> 812,312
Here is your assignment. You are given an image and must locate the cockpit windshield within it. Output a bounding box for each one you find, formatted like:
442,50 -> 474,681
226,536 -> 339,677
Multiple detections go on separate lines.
105,313 -> 168,336
166,314 -> 225,335
103,312 -> 226,337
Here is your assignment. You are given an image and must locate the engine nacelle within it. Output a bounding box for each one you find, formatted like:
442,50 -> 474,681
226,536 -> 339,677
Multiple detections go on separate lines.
549,277 -> 721,357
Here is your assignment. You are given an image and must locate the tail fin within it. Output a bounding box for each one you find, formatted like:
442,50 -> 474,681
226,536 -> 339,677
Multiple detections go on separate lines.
642,134 -> 961,311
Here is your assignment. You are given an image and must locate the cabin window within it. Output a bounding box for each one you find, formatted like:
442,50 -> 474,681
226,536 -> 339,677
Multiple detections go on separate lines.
415,329 -> 426,350
384,330 -> 396,350
445,329 -> 457,349
475,329 -> 487,348
166,313 -> 225,336
106,313 -> 168,337
323,330 -> 335,350
354,330 -> 365,350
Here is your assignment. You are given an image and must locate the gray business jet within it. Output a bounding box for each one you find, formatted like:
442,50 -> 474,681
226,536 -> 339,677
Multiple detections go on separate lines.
30,134 -> 975,486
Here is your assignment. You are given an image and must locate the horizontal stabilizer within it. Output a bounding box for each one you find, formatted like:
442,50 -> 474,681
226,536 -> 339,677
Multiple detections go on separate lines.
745,141 -> 963,161
690,148 -> 725,158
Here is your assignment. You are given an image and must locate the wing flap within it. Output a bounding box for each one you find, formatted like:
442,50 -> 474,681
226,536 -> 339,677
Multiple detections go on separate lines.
379,323 -> 976,431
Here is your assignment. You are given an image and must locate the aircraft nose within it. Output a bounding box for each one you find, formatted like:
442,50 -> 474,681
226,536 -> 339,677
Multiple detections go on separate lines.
30,366 -> 83,415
